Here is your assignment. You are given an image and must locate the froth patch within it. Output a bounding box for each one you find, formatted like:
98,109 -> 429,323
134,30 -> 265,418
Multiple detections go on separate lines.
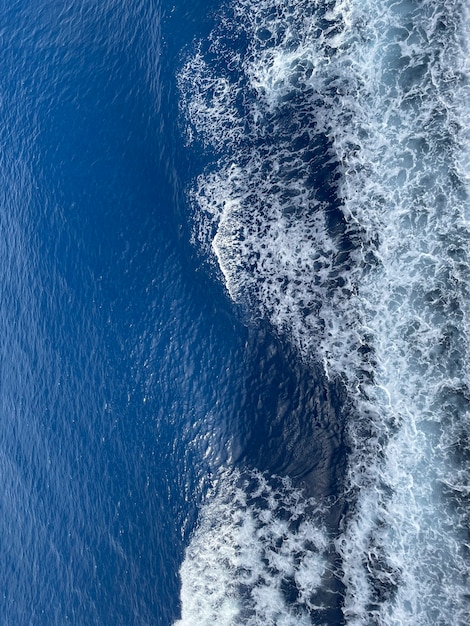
179,0 -> 470,623
174,469 -> 333,626
178,0 -> 379,383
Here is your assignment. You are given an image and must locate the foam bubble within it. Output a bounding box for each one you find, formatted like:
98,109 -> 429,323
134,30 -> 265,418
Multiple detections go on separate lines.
179,0 -> 470,623
174,469 -> 335,626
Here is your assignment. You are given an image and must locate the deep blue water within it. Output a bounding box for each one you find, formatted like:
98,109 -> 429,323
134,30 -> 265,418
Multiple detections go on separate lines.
0,1 -> 223,623
2,1 -> 469,625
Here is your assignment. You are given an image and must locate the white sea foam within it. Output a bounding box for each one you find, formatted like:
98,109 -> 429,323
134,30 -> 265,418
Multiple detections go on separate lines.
174,469 -> 334,626
178,0 -> 470,623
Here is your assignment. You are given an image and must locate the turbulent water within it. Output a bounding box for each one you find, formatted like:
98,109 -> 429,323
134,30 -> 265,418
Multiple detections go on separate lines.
177,0 -> 470,624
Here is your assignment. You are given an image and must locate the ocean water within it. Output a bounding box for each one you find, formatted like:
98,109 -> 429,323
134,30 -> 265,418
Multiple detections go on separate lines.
1,1 -> 468,626
177,0 -> 470,624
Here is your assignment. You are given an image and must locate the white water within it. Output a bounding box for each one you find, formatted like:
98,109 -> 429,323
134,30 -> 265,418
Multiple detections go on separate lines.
174,469 -> 333,626
178,0 -> 470,623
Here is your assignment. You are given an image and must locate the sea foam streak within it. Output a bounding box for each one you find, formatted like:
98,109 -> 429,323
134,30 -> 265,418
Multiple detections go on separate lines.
178,0 -> 469,623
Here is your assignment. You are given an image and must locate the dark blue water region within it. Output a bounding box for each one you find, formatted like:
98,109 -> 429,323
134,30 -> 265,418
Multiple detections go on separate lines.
0,1 -> 346,624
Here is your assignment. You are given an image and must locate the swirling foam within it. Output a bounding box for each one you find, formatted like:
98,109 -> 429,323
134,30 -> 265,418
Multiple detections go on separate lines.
174,469 -> 335,626
178,0 -> 470,623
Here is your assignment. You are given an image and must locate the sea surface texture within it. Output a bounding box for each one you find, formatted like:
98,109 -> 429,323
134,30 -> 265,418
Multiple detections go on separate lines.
1,0 -> 468,625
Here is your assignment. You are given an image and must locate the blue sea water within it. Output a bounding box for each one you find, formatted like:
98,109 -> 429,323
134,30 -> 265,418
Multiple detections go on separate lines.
1,0 -> 469,625
0,1 -> 219,623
